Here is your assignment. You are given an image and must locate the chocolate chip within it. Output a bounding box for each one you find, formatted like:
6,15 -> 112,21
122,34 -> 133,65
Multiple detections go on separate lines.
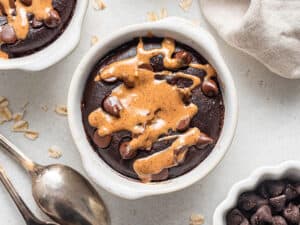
151,169 -> 169,181
31,18 -> 43,29
103,77 -> 117,83
177,117 -> 191,132
294,183 -> 300,194
227,209 -> 247,225
119,141 -> 136,159
269,195 -> 286,212
93,131 -> 112,149
26,13 -> 34,21
202,79 -> 219,97
0,16 -> 7,26
0,25 -> 17,44
44,9 -> 61,28
258,182 -> 270,199
20,0 -> 32,6
102,96 -> 123,117
272,216 -> 287,225
174,50 -> 193,66
238,192 -> 268,212
284,184 -> 298,200
250,205 -> 273,225
8,0 -> 15,8
241,219 -> 250,225
283,203 -> 300,224
10,9 -> 16,16
196,133 -> 213,149
150,54 -> 164,72
123,78 -> 135,88
266,181 -> 286,197
165,75 -> 178,85
139,63 -> 153,71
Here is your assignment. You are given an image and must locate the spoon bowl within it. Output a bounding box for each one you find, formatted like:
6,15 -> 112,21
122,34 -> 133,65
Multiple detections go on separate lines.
33,165 -> 109,225
0,134 -> 110,225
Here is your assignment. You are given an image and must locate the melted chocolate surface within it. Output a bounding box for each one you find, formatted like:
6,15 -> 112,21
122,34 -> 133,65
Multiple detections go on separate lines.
81,37 -> 225,181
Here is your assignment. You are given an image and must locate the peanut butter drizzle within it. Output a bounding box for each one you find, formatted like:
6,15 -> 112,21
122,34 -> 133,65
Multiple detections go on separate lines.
0,50 -> 8,59
89,38 -> 216,182
133,128 -> 201,182
190,63 -> 216,80
0,0 -> 54,40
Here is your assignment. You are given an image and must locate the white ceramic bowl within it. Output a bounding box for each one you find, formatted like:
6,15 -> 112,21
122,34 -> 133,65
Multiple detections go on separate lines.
214,161 -> 300,225
68,17 -> 238,199
0,0 -> 88,71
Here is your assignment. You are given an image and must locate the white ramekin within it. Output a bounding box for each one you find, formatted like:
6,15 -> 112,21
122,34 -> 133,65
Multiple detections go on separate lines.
214,161 -> 300,225
68,17 -> 238,199
0,0 -> 88,71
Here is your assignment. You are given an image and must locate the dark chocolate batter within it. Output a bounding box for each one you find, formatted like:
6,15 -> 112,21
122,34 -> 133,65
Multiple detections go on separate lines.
0,0 -> 76,58
81,37 -> 225,181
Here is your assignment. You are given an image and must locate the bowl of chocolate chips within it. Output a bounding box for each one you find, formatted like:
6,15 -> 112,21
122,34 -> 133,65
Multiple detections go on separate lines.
0,0 -> 87,71
68,17 -> 238,199
214,161 -> 300,225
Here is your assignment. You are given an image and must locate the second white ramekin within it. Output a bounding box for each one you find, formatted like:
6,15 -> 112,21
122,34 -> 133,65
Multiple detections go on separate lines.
0,0 -> 88,71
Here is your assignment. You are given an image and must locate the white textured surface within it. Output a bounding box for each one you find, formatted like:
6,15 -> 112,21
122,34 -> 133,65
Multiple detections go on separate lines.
1,0 -> 300,225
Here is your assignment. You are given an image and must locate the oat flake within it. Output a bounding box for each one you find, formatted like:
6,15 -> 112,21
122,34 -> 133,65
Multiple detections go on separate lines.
55,105 -> 68,116
12,120 -> 29,132
24,130 -> 39,140
91,35 -> 99,46
13,111 -> 25,122
93,0 -> 106,10
179,0 -> 193,11
48,146 -> 62,159
190,214 -> 205,225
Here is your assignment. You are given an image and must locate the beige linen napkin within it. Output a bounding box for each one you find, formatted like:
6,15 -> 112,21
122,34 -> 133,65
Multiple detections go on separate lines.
200,0 -> 300,79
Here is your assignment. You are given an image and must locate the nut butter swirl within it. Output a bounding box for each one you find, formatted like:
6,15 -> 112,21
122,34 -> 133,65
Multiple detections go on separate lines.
0,0 -> 60,46
89,38 -> 218,182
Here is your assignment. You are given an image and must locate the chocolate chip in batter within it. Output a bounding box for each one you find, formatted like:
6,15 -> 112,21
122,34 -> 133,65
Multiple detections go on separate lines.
44,9 -> 61,28
0,24 -> 17,44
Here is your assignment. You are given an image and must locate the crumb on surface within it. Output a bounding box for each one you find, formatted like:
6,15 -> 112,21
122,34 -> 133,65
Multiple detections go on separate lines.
179,0 -> 193,12
55,105 -> 68,116
190,214 -> 205,225
48,146 -> 63,159
91,35 -> 99,46
92,0 -> 106,10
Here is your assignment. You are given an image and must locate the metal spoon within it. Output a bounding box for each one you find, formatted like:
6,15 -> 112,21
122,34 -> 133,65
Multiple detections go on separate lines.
0,134 -> 110,225
0,165 -> 59,225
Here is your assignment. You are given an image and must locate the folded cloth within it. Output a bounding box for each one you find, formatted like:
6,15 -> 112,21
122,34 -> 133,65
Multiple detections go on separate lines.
200,0 -> 300,79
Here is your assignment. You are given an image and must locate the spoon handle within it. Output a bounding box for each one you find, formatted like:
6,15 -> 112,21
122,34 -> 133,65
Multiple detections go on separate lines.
0,134 -> 37,173
0,166 -> 42,225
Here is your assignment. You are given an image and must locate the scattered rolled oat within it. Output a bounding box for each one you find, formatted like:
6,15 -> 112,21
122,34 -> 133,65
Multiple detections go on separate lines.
0,107 -> 12,122
147,11 -> 158,22
0,96 -> 8,108
160,8 -> 168,19
24,130 -> 39,140
91,35 -> 99,46
12,120 -> 29,132
48,146 -> 62,159
55,105 -> 68,116
179,0 -> 193,12
0,96 -> 6,103
13,111 -> 25,122
41,104 -> 48,112
92,0 -> 106,10
190,214 -> 205,225
147,8 -> 168,22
